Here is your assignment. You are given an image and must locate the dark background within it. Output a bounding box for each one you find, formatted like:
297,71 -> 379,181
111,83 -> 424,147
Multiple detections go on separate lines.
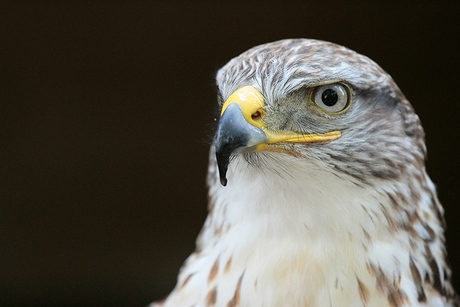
1,2 -> 459,306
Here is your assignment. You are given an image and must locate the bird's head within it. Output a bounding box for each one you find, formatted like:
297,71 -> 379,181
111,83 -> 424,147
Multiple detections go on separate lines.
214,39 -> 425,187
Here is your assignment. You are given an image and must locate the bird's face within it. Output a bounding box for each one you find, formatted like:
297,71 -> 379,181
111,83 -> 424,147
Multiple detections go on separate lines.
214,39 -> 425,187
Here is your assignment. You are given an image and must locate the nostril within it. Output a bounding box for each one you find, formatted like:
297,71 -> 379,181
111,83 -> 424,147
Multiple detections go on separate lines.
251,110 -> 263,121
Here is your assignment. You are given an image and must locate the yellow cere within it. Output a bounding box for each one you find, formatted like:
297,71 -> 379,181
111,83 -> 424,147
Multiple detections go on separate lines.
221,86 -> 265,129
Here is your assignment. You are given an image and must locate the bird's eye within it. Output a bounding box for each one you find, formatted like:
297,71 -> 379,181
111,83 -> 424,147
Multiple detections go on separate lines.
311,83 -> 351,114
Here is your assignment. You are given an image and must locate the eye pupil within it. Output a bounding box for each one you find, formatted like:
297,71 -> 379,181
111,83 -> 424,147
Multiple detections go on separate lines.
321,89 -> 338,106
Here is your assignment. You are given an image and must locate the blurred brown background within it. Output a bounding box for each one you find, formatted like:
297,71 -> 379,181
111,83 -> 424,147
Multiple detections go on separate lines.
1,2 -> 459,306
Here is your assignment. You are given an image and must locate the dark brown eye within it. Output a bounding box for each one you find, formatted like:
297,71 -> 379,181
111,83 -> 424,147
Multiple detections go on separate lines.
312,83 -> 351,113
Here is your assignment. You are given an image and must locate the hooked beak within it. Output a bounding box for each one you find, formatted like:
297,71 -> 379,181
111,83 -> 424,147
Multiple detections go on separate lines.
214,86 -> 341,186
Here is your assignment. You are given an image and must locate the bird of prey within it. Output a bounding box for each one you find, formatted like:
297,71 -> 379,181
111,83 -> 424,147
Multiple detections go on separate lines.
152,39 -> 458,306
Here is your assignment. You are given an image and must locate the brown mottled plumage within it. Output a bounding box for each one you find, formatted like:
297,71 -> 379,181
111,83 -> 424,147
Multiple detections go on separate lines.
152,39 -> 458,306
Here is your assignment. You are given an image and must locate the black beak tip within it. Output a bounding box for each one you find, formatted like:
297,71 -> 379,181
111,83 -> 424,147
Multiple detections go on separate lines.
216,150 -> 229,187
220,176 -> 228,187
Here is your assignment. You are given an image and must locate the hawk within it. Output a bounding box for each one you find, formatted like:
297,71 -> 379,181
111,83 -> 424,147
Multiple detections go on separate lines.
152,39 -> 458,306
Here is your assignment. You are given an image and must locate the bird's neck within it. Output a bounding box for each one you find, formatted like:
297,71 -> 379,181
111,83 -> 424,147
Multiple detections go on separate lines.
208,156 -> 398,244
